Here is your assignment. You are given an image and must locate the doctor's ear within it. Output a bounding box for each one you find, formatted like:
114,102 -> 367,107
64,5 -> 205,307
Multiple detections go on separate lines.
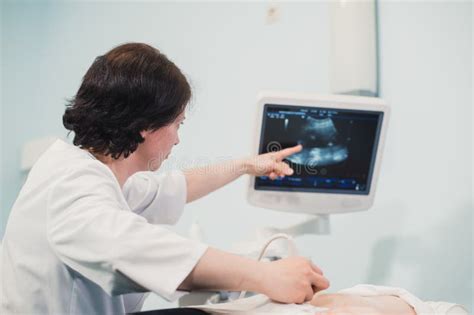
140,130 -> 151,139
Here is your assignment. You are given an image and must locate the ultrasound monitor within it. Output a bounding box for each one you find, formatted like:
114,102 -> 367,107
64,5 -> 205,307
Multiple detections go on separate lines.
247,91 -> 390,215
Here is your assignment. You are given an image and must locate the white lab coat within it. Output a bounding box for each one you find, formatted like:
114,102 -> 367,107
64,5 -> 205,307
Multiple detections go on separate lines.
0,139 -> 208,314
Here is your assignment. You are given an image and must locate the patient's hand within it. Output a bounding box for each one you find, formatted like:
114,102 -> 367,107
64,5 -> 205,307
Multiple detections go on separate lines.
310,293 -> 417,315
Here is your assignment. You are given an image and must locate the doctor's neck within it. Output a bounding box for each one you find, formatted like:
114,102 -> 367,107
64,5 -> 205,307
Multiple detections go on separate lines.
90,151 -> 145,188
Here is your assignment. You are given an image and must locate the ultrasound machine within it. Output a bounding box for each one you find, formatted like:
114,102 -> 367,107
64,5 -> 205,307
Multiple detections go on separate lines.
247,91 -> 390,237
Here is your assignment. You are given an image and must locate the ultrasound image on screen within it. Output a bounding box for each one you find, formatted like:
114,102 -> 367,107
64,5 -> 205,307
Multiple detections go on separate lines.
255,104 -> 383,194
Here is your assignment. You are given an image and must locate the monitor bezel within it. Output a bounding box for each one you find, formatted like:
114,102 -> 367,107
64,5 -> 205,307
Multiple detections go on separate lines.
247,91 -> 390,215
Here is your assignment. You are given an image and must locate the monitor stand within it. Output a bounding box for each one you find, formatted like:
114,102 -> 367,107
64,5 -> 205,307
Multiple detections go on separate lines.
257,214 -> 331,239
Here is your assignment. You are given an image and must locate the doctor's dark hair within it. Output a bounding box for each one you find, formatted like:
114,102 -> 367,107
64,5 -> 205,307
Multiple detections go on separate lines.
63,42 -> 191,159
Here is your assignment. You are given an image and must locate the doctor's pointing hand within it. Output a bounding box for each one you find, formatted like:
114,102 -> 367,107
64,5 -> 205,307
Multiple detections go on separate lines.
1,43 -> 329,315
246,144 -> 303,179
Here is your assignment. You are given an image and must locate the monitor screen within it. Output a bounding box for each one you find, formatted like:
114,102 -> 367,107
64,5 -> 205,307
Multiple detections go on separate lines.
255,104 -> 384,195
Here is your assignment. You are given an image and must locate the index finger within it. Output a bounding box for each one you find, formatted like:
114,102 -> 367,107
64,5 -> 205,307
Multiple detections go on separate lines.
274,144 -> 303,160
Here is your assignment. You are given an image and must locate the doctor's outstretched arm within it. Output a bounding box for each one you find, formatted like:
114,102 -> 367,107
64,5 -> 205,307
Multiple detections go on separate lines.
183,145 -> 302,203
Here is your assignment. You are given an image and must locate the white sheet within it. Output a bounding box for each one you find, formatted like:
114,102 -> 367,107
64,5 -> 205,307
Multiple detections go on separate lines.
339,284 -> 469,315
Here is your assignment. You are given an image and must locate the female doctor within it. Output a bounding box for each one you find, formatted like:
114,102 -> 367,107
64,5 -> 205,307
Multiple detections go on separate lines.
0,43 -> 329,314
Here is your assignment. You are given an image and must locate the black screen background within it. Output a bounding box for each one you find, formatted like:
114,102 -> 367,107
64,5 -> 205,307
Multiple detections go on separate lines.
255,104 -> 384,194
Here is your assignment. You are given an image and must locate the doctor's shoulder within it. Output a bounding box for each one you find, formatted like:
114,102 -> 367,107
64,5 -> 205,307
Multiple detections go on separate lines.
12,140 -> 111,202
13,139 -> 125,212
46,157 -> 123,202
25,141 -> 116,192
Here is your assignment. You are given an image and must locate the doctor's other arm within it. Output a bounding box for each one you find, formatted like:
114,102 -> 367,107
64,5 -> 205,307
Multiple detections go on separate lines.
179,247 -> 329,304
184,145 -> 302,203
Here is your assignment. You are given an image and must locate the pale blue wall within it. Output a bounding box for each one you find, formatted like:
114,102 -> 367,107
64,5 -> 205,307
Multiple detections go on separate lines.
1,0 -> 472,311
1,1 -> 332,231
